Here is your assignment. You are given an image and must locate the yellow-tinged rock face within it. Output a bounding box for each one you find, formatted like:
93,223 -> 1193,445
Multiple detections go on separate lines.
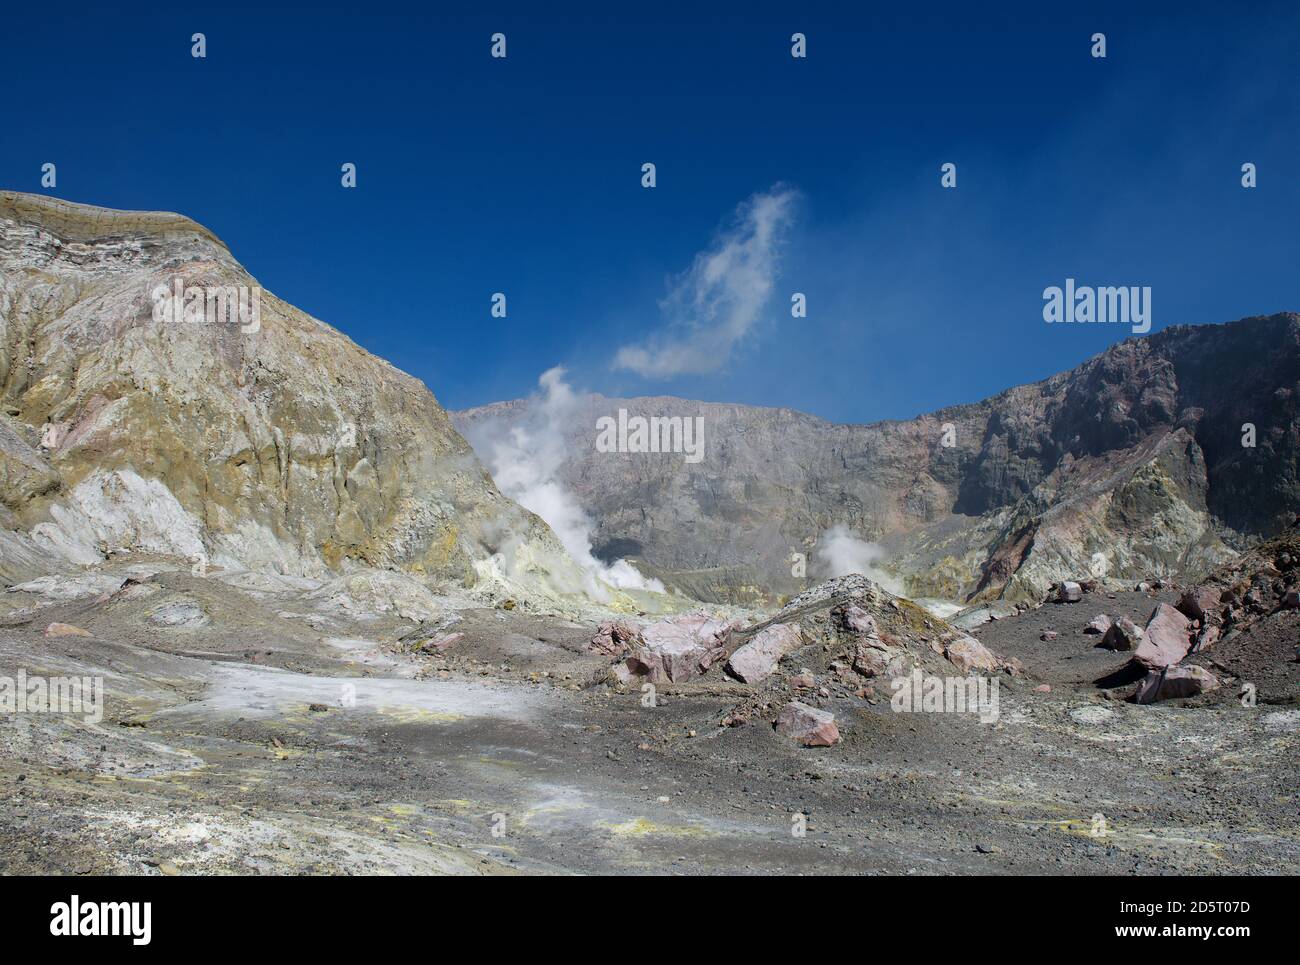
0,191 -> 564,586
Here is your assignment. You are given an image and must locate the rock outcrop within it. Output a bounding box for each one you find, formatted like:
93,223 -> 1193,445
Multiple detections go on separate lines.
0,192 -> 564,587
457,313 -> 1300,604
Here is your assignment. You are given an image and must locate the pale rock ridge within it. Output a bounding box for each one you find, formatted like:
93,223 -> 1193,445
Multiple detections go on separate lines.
0,191 -> 568,590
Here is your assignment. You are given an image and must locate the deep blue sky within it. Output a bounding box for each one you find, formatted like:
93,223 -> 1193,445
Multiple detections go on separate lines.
4,1 -> 1297,423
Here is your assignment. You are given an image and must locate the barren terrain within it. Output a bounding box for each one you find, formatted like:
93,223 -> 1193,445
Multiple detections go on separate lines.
2,555 -> 1294,875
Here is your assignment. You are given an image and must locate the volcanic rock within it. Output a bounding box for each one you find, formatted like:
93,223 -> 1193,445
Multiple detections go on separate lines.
944,635 -> 1002,673
626,613 -> 742,683
1056,582 -> 1083,603
1134,665 -> 1221,703
43,622 -> 91,638
725,623 -> 802,684
1084,614 -> 1112,635
839,605 -> 877,635
0,191 -> 567,591
589,620 -> 641,657
1133,603 -> 1193,670
1190,625 -> 1219,653
1099,615 -> 1142,651
852,641 -> 907,679
1177,586 -> 1222,623
774,701 -> 840,746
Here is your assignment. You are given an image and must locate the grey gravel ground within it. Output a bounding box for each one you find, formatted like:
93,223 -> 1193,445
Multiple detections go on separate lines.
0,560 -> 1295,875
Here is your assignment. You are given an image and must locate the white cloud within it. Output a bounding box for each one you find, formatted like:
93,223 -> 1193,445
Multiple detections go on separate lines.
613,185 -> 798,378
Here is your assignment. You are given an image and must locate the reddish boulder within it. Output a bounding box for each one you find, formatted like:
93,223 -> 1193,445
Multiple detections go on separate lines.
1134,665 -> 1220,704
851,642 -> 906,679
589,620 -> 641,656
44,622 -> 91,638
725,623 -> 802,684
1099,615 -> 1142,651
839,605 -> 877,635
629,613 -> 743,682
1084,614 -> 1112,635
1191,624 -> 1219,654
624,650 -> 668,683
421,632 -> 463,653
944,635 -> 1001,673
774,701 -> 840,746
1133,603 -> 1193,670
789,671 -> 815,689
1177,586 -> 1222,623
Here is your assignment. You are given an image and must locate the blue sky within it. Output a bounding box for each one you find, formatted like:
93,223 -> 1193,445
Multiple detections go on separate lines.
4,1 -> 1298,423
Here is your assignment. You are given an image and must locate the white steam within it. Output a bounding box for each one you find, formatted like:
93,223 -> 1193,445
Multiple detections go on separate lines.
613,185 -> 799,378
811,524 -> 904,595
467,367 -> 664,599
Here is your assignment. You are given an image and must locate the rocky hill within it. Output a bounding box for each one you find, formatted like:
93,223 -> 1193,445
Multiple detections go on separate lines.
456,314 -> 1300,604
0,191 -> 566,590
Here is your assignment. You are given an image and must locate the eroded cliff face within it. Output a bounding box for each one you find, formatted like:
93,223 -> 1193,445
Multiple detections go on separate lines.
0,191 -> 560,586
457,314 -> 1300,604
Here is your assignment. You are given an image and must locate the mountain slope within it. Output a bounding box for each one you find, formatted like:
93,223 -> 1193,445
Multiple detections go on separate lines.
456,314 -> 1300,603
0,191 -> 561,586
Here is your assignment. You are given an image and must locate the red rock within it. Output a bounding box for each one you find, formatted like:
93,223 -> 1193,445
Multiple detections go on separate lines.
774,701 -> 840,746
1133,665 -> 1220,703
1083,614 -> 1112,635
422,632 -> 463,652
659,644 -> 704,683
725,623 -> 802,684
624,650 -> 667,683
629,613 -> 743,682
852,642 -> 904,678
840,605 -> 877,635
696,645 -> 728,673
1034,684 -> 1051,693
789,672 -> 815,689
1176,586 -> 1222,623
944,635 -> 1001,673
44,622 -> 91,638
1191,624 -> 1219,654
1134,603 -> 1193,670
589,620 -> 640,656
1099,615 -> 1142,651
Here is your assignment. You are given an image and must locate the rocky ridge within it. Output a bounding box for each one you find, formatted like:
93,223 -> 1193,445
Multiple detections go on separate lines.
457,314 -> 1300,605
0,191 -> 593,605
